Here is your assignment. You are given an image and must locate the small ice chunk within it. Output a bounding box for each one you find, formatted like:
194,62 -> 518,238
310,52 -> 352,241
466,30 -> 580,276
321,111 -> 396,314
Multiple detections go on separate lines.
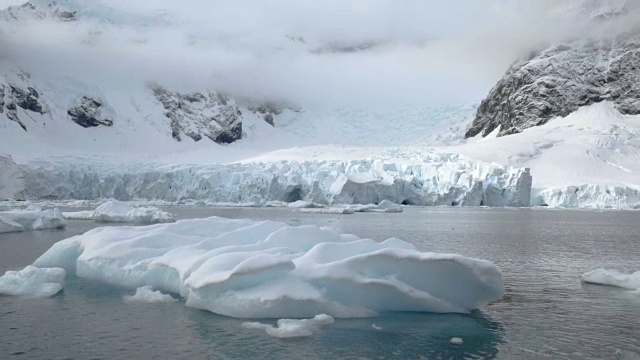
0,208 -> 66,230
242,314 -> 335,338
581,269 -> 640,290
348,200 -> 403,213
62,210 -> 95,220
0,215 -> 25,234
93,200 -> 175,224
123,285 -> 177,303
0,265 -> 66,297
371,324 -> 383,331
450,337 -> 464,345
287,201 -> 324,209
299,208 -> 355,214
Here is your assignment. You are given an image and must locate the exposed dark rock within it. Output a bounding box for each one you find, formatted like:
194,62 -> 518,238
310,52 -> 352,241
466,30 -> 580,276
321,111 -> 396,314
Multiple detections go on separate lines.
152,86 -> 242,144
466,32 -> 640,138
67,96 -> 113,128
248,102 -> 285,126
0,84 -> 45,130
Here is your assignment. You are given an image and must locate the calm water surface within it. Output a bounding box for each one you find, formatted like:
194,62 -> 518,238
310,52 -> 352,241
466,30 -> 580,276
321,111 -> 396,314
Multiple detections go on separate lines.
1,207 -> 639,359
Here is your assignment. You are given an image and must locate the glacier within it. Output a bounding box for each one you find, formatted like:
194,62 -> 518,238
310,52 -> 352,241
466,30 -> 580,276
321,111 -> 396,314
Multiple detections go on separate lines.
0,153 -> 25,201
32,216 -> 504,318
22,153 -> 532,207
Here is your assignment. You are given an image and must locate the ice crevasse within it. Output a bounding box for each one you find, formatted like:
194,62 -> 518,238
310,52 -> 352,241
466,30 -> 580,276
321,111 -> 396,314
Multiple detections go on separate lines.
33,216 -> 505,318
23,154 -> 532,207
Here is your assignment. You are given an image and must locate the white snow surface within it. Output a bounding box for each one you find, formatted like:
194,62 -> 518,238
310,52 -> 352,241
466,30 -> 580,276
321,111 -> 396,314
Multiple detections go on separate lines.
123,285 -> 177,303
92,200 -> 175,223
0,208 -> 66,230
0,215 -> 25,233
581,269 -> 640,291
33,216 -> 505,318
242,314 -> 335,338
0,265 -> 66,297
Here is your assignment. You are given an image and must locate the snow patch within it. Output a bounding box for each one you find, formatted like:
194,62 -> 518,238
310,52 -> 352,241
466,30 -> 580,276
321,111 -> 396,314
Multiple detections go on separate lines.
123,285 -> 177,303
0,265 -> 66,297
0,208 -> 66,230
241,314 -> 335,338
33,216 -> 504,318
581,269 -> 640,291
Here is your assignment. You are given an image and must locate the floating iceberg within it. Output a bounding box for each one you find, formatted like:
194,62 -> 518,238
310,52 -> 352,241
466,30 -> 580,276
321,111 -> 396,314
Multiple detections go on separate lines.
581,269 -> 640,291
92,200 -> 175,223
123,285 -> 178,303
242,314 -> 335,338
299,208 -> 355,214
0,265 -> 66,297
348,200 -> 404,213
0,216 -> 25,233
0,208 -> 66,230
34,216 -> 504,318
62,210 -> 95,220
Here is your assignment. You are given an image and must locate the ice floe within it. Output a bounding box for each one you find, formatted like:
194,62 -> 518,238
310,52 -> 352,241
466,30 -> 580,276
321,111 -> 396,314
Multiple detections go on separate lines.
123,285 -> 178,303
0,266 -> 66,297
92,200 -> 175,223
581,269 -> 640,291
33,216 -> 504,318
0,215 -> 25,233
0,208 -> 66,230
242,314 -> 335,338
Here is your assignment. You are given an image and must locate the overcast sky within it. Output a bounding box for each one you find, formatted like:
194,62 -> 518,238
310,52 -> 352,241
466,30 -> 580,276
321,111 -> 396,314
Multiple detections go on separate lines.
0,0 -> 636,108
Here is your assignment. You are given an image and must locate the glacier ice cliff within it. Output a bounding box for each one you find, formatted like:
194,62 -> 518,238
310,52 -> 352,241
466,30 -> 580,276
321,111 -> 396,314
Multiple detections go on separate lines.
22,154 -> 532,207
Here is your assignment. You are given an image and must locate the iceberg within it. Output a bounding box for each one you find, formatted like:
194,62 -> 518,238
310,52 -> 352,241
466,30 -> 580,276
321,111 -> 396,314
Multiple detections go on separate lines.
62,210 -> 95,220
0,265 -> 66,297
123,285 -> 178,303
348,200 -> 404,213
581,269 -> 640,291
242,314 -> 335,338
92,200 -> 175,223
299,208 -> 355,214
0,208 -> 66,230
0,215 -> 25,233
33,216 -> 504,318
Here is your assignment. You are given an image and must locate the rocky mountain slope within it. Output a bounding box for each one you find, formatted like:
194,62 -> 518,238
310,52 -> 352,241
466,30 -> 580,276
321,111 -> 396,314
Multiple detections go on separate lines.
466,3 -> 640,138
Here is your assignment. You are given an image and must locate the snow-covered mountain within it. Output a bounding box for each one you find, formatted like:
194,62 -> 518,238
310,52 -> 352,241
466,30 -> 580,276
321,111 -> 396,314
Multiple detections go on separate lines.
1,0 -> 639,208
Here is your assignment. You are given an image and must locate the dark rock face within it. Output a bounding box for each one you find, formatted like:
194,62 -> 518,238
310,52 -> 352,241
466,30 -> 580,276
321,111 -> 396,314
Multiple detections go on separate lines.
0,84 -> 46,130
67,96 -> 113,128
152,86 -> 242,144
466,32 -> 640,138
248,103 -> 286,126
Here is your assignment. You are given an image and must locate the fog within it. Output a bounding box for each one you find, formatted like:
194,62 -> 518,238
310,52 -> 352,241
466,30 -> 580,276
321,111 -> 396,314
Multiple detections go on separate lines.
1,0 -> 638,108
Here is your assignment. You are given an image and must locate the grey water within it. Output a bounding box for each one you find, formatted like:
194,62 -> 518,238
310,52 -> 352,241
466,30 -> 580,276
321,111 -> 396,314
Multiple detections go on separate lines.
1,207 -> 639,359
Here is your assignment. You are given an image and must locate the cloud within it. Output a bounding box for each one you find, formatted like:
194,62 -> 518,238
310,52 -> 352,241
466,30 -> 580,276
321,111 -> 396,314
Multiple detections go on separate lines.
0,0 -> 636,108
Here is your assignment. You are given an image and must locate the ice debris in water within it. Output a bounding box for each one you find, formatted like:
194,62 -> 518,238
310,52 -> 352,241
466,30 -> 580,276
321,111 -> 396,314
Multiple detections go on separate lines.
371,324 -> 383,331
581,269 -> 640,291
123,285 -> 177,303
0,266 -> 66,297
299,207 -> 355,214
0,208 -> 66,230
242,314 -> 335,338
450,337 -> 464,345
33,216 -> 504,318
0,216 -> 25,233
62,210 -> 95,220
92,200 -> 175,223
